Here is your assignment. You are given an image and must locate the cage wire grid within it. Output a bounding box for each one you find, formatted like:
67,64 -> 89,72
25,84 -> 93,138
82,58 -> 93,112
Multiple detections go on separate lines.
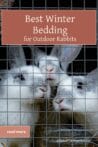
0,0 -> 97,147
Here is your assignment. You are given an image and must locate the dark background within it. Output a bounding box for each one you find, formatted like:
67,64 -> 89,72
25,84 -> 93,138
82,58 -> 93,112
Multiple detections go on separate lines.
13,0 -> 97,9
0,0 -> 97,74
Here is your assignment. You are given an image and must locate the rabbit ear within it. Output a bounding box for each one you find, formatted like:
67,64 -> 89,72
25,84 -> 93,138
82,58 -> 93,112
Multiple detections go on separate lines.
86,68 -> 98,85
60,45 -> 82,71
29,46 -> 46,65
8,46 -> 26,68
50,45 -> 61,57
51,45 -> 82,71
60,45 -> 82,62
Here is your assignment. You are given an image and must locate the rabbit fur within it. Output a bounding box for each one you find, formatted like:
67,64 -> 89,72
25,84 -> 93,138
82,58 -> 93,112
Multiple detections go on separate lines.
0,46 -> 50,147
30,45 -> 82,87
30,45 -> 98,136
52,46 -> 98,136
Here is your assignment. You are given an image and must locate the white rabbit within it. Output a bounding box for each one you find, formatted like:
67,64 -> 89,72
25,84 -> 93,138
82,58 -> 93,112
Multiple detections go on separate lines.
52,45 -> 98,136
30,45 -> 82,86
0,46 -> 50,147
53,72 -> 98,112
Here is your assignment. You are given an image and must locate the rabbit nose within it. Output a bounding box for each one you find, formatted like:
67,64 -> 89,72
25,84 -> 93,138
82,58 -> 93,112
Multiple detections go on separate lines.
47,66 -> 54,72
39,87 -> 46,92
55,98 -> 64,104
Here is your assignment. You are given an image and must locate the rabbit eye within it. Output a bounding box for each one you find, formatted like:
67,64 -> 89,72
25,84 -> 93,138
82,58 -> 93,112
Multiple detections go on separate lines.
15,74 -> 25,81
77,82 -> 84,89
60,62 -> 63,70
0,76 -> 2,81
37,62 -> 39,66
